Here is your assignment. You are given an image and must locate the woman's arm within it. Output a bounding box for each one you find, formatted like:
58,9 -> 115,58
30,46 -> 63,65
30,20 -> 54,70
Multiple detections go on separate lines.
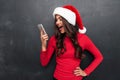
83,35 -> 103,75
40,36 -> 56,66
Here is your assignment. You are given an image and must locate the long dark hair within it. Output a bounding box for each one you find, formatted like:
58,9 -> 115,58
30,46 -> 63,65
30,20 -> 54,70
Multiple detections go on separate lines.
54,16 -> 83,59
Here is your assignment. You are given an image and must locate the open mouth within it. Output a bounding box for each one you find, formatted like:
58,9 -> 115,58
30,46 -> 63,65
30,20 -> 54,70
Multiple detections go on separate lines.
58,26 -> 63,30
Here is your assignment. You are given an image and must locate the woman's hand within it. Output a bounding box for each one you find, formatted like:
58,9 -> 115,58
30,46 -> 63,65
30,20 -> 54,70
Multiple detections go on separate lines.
74,67 -> 87,77
40,30 -> 49,51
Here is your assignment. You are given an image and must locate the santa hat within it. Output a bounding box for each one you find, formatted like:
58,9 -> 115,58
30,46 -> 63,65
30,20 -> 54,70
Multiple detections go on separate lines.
53,5 -> 86,34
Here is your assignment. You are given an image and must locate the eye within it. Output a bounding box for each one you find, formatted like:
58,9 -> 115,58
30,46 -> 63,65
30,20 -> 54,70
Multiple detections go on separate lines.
59,17 -> 62,21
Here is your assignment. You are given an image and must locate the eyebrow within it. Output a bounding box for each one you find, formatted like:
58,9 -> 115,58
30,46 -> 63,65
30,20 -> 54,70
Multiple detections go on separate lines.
56,16 -> 62,20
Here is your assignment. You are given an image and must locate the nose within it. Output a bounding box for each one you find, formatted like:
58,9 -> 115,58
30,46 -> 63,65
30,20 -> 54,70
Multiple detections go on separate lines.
56,20 -> 60,26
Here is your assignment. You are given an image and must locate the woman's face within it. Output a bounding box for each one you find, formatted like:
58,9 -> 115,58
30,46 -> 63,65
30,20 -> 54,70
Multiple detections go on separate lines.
55,15 -> 65,33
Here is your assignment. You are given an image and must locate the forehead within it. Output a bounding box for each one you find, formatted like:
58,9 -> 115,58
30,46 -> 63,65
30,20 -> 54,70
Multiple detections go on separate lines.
55,14 -> 62,19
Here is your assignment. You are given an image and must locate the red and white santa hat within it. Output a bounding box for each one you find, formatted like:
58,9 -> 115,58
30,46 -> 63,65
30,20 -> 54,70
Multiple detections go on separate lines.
53,5 -> 86,34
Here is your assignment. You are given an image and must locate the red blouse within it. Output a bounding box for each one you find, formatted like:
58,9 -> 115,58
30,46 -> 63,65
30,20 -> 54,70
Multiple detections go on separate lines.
40,33 -> 103,80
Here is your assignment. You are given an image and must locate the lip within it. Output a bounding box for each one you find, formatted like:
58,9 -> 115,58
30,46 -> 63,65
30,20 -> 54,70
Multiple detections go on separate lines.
58,26 -> 63,31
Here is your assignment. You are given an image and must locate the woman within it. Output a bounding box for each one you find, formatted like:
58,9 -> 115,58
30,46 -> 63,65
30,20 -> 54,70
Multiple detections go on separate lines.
40,5 -> 103,80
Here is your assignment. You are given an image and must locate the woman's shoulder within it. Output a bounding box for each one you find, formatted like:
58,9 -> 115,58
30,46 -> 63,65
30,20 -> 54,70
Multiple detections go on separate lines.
47,35 -> 56,47
77,33 -> 92,43
50,35 -> 55,39
49,35 -> 56,42
77,32 -> 88,39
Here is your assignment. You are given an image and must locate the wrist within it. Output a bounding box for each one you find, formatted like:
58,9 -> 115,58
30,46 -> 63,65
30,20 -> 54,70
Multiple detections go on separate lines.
82,71 -> 87,77
42,45 -> 46,51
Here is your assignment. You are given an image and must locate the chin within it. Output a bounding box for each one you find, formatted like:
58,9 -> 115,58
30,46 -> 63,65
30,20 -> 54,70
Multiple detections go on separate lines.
60,31 -> 65,33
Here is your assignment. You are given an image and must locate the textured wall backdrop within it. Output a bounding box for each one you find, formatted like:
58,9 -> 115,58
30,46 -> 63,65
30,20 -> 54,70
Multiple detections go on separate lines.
0,0 -> 120,80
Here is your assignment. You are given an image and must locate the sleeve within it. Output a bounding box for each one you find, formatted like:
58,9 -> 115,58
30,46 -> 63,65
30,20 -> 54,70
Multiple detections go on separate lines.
40,36 -> 56,66
83,35 -> 103,75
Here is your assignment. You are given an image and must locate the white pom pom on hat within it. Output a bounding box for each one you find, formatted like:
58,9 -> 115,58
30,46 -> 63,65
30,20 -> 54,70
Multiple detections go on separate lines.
53,5 -> 86,34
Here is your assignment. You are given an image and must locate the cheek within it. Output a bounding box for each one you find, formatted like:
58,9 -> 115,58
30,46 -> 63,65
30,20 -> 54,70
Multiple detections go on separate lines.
61,21 -> 63,24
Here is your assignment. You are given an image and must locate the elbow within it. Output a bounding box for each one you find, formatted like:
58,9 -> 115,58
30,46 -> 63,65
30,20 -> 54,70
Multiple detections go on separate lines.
40,59 -> 48,67
98,54 -> 104,63
95,54 -> 104,63
41,62 -> 47,67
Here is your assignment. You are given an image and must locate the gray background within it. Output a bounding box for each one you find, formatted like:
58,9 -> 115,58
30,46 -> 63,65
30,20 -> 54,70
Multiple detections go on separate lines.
0,0 -> 120,80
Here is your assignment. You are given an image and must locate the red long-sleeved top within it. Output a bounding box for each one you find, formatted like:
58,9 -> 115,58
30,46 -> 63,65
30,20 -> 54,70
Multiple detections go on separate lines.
40,33 -> 103,80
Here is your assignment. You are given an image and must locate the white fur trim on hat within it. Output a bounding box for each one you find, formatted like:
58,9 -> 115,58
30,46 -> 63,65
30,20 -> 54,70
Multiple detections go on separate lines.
53,7 -> 76,26
78,26 -> 87,34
